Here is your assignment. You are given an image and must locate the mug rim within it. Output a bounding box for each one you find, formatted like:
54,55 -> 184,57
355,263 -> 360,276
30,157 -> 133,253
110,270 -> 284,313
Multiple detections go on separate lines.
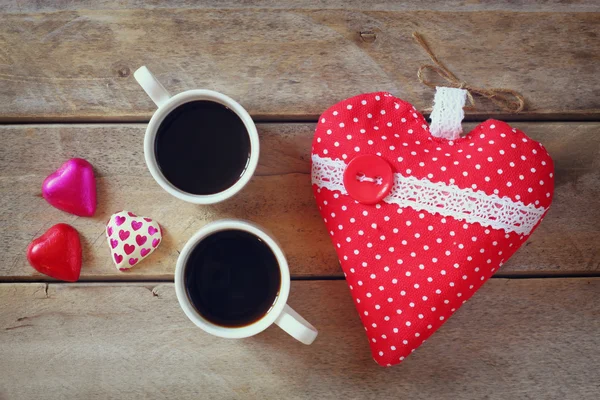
144,89 -> 260,204
174,219 -> 291,339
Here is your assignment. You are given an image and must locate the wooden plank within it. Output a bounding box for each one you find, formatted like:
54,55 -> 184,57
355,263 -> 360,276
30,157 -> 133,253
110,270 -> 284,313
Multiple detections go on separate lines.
3,1 -> 600,13
1,279 -> 599,399
0,122 -> 598,280
0,8 -> 598,121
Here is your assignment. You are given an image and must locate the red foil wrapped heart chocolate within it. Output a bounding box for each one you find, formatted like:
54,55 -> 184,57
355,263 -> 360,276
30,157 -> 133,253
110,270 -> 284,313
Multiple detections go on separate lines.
27,223 -> 82,282
311,92 -> 554,366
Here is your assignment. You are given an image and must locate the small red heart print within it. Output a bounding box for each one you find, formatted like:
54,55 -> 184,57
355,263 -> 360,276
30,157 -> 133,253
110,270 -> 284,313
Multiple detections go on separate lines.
128,257 -> 138,266
136,235 -> 147,246
131,221 -> 142,231
115,216 -> 126,226
114,253 -> 123,263
124,244 -> 135,255
148,226 -> 158,236
140,248 -> 151,257
152,238 -> 160,248
110,238 -> 118,249
119,230 -> 130,241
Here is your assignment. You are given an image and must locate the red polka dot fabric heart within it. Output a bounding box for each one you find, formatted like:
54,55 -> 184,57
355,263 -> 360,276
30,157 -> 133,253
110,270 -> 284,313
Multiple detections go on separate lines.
311,92 -> 554,366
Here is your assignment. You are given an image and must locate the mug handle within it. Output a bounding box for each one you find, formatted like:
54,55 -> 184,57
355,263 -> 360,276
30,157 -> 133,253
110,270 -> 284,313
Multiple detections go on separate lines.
134,66 -> 171,108
275,304 -> 318,345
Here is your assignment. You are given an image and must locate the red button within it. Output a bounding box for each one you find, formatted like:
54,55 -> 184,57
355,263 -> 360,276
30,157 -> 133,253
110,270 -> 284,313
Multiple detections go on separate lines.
343,155 -> 394,205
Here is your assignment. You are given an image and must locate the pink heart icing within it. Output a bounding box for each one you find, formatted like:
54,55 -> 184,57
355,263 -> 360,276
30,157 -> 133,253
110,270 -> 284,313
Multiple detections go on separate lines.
42,158 -> 96,217
124,244 -> 135,255
119,230 -> 130,241
152,238 -> 160,248
148,226 -> 158,236
143,218 -> 152,222
110,239 -> 118,249
114,253 -> 123,263
115,216 -> 126,226
136,235 -> 147,246
107,226 -> 113,237
131,221 -> 143,231
128,212 -> 137,217
128,257 -> 138,266
140,248 -> 151,257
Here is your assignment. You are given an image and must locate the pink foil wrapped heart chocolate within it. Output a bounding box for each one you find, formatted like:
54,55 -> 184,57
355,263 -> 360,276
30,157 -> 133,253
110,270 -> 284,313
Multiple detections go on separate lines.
42,158 -> 96,217
106,211 -> 162,271
311,91 -> 554,366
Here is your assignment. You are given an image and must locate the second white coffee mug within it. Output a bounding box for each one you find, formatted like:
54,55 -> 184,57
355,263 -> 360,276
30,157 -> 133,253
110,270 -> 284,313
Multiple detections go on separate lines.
134,66 -> 259,204
175,219 -> 318,345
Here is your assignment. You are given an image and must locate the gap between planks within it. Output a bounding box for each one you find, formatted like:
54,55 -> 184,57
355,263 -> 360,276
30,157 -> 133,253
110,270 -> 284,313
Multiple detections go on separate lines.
1,272 -> 600,285
2,114 -> 600,124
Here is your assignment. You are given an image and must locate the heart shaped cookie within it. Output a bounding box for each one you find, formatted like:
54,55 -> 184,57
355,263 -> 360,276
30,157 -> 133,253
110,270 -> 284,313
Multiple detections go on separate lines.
42,158 -> 96,217
106,211 -> 162,271
27,223 -> 82,282
311,92 -> 554,366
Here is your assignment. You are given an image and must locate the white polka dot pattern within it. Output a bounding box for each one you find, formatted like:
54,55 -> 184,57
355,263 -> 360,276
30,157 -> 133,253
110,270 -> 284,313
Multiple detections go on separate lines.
311,92 -> 554,367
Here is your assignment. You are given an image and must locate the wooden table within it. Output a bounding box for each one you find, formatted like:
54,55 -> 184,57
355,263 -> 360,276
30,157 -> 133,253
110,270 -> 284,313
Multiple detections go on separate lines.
1,2 -> 599,399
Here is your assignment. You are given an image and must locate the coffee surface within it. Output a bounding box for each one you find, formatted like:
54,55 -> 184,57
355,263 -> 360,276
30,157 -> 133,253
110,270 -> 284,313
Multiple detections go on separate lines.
184,230 -> 281,327
155,100 -> 250,195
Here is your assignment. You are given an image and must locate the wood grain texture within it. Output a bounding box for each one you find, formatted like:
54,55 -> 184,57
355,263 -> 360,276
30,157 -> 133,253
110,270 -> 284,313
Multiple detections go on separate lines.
1,279 -> 599,399
0,8 -> 598,121
0,122 -> 598,280
3,1 -> 600,13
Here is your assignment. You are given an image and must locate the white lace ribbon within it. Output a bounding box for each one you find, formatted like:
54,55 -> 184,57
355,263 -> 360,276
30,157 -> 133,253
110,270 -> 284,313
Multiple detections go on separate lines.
312,154 -> 546,235
429,87 -> 467,140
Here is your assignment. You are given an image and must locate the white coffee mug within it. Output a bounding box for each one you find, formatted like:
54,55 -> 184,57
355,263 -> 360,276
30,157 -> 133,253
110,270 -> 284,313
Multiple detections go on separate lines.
175,219 -> 318,345
134,66 -> 259,204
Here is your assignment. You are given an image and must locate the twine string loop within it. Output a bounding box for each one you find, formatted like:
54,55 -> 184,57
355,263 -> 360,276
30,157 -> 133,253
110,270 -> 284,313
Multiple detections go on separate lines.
413,32 -> 525,113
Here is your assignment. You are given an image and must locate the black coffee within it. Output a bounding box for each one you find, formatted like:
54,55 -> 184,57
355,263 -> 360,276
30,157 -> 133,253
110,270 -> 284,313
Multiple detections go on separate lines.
184,230 -> 281,327
155,100 -> 250,195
